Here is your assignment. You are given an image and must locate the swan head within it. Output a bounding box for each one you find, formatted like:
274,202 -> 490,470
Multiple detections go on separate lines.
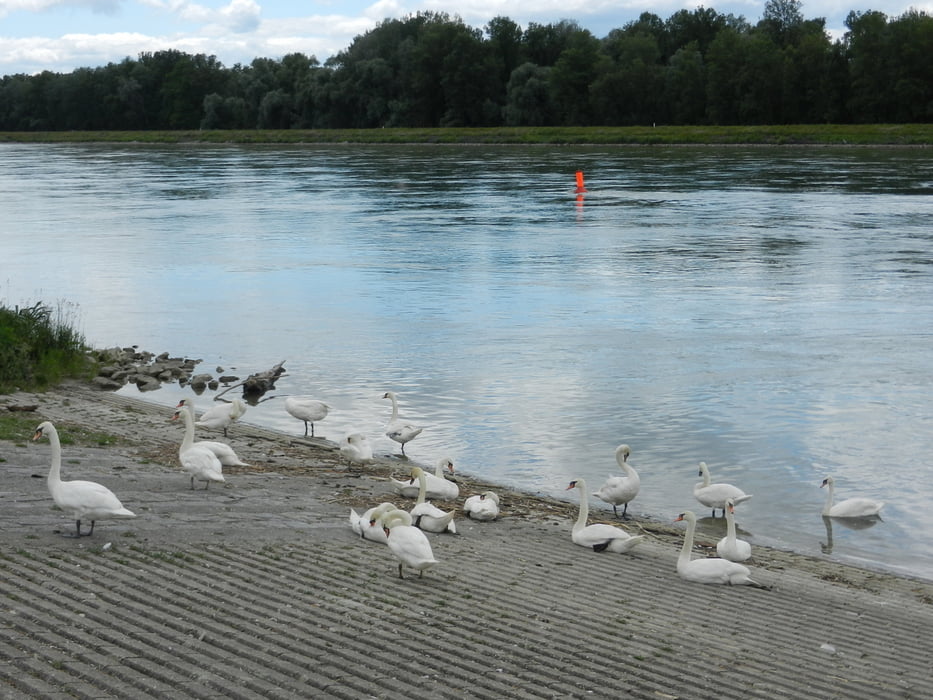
566,479 -> 585,491
820,476 -> 834,489
725,497 -> 736,514
437,457 -> 455,473
409,466 -> 425,480
32,421 -> 54,441
697,462 -> 708,477
382,391 -> 396,400
674,510 -> 696,525
616,444 -> 631,461
481,491 -> 500,504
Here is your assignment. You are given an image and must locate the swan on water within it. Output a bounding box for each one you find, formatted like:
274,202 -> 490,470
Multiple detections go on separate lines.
820,476 -> 884,518
391,457 -> 458,500
592,444 -> 641,519
32,421 -> 135,537
339,432 -> 373,465
566,479 -> 644,553
463,491 -> 500,521
382,391 -> 423,455
716,497 -> 752,562
173,400 -> 248,467
284,396 -> 329,437
381,509 -> 438,578
694,462 -> 752,517
189,398 -> 247,437
674,510 -> 769,588
408,467 -> 457,534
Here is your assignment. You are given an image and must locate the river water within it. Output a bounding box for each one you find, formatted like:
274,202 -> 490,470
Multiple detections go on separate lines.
2,143 -> 931,579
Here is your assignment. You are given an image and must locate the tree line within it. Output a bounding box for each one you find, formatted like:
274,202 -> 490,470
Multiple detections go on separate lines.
1,0 -> 930,131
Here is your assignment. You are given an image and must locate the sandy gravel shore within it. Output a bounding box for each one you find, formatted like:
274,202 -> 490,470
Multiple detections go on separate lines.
1,383 -> 932,699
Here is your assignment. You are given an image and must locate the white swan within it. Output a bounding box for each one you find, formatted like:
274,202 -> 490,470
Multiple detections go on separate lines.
409,467 -> 457,534
716,497 -> 752,562
382,391 -> 423,455
32,421 -> 136,537
391,457 -> 459,500
174,400 -> 248,467
339,432 -> 373,465
191,398 -> 247,437
593,444 -> 641,519
381,509 -> 438,578
694,462 -> 752,517
284,396 -> 329,437
566,479 -> 644,553
821,476 -> 884,518
463,491 -> 500,521
350,502 -> 398,544
675,510 -> 769,588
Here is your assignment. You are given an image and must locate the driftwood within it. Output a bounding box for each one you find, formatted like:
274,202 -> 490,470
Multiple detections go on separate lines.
214,360 -> 286,402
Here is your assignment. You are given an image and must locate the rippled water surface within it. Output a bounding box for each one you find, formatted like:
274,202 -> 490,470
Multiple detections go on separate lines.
3,143 -> 932,579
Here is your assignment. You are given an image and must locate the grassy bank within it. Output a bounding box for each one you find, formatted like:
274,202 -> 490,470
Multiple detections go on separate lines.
0,301 -> 93,393
1,124 -> 931,146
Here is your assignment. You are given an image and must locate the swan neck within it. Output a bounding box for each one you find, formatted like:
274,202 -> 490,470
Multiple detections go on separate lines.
725,508 -> 737,542
822,481 -> 835,515
46,426 -> 62,486
180,405 -> 195,450
574,482 -> 588,531
388,397 -> 399,421
416,470 -> 427,504
679,516 -> 695,566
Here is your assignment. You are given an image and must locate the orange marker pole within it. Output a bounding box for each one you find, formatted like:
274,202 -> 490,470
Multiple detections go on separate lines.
575,170 -> 587,193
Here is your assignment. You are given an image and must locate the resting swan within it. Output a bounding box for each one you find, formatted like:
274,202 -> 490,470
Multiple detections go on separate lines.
174,400 -> 248,467
566,479 -> 644,553
409,467 -> 457,534
391,457 -> 458,500
463,491 -> 500,521
675,510 -> 769,588
381,509 -> 438,578
382,391 -> 423,455
592,444 -> 641,519
716,497 -> 752,562
350,502 -> 398,544
190,398 -> 247,437
339,432 -> 373,465
821,476 -> 884,518
32,421 -> 135,537
694,462 -> 752,517
284,396 -> 329,437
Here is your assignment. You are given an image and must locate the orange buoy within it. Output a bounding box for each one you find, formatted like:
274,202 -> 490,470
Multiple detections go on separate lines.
575,170 -> 587,193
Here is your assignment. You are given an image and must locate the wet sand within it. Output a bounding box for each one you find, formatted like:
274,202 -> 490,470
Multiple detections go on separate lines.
1,383 -> 931,698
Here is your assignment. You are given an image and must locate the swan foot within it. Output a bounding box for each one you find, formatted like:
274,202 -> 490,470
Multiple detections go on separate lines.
62,520 -> 95,537
593,542 -> 610,553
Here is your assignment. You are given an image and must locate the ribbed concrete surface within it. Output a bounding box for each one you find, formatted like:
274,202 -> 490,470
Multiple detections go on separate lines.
1,386 -> 931,699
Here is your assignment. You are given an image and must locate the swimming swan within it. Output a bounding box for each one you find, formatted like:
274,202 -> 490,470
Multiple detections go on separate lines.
391,457 -> 458,500
284,396 -> 329,437
174,400 -> 248,467
463,491 -> 500,521
694,462 -> 752,517
381,510 -> 438,578
382,391 -> 423,455
32,421 -> 135,537
409,467 -> 457,534
820,476 -> 884,518
675,510 -> 769,588
566,479 -> 644,553
593,444 -> 641,519
716,497 -> 752,562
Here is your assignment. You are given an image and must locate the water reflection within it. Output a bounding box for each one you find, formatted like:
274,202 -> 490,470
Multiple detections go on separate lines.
820,514 -> 883,555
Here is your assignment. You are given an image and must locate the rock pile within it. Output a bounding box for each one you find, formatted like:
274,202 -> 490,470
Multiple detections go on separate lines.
88,347 -> 237,393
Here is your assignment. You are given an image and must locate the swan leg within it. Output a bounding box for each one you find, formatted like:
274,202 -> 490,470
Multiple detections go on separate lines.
303,421 -> 309,437
397,563 -> 404,579
310,422 -> 315,438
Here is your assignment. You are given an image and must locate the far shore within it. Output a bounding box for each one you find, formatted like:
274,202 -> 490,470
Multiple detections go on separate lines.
2,123 -> 932,147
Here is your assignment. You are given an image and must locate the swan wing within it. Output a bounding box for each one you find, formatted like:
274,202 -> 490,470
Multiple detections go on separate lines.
53,480 -> 134,519
829,498 -> 884,518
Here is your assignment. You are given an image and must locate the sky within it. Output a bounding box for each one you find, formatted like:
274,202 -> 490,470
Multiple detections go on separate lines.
0,0 -> 929,76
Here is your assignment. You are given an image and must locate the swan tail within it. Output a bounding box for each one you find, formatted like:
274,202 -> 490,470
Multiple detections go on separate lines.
734,494 -> 754,505
115,508 -> 136,518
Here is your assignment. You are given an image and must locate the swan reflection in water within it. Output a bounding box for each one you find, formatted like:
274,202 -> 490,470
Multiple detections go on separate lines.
820,514 -> 883,554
